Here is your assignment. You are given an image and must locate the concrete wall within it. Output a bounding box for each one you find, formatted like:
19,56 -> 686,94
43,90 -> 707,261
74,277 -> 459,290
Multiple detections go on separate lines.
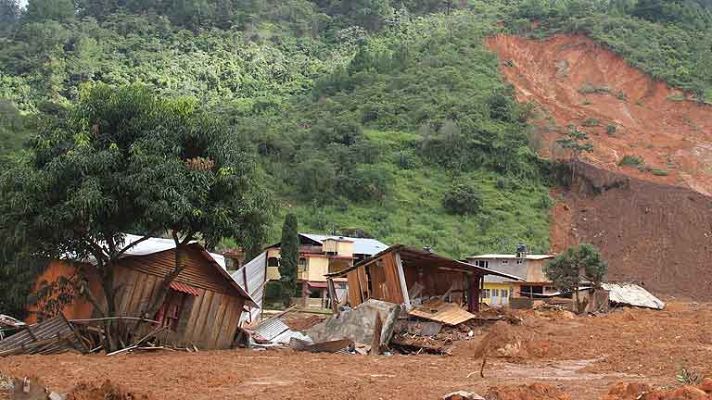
307,256 -> 329,282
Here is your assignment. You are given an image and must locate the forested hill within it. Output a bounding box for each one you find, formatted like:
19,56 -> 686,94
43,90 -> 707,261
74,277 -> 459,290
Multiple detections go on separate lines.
1,0 -> 711,257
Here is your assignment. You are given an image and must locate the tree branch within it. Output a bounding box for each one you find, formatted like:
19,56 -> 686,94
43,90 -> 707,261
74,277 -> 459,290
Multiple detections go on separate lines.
115,233 -> 155,259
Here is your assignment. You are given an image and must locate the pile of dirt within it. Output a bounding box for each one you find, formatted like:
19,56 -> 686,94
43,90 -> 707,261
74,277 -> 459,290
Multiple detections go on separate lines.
485,383 -> 572,400
487,34 -> 712,196
602,379 -> 712,399
551,161 -> 712,300
66,380 -> 150,400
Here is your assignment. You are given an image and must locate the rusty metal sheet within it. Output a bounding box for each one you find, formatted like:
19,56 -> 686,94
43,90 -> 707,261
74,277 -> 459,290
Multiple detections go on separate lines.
0,315 -> 87,356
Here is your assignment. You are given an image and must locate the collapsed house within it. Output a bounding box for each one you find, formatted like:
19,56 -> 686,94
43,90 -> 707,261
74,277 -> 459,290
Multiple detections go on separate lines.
237,233 -> 389,313
27,234 -> 255,350
324,245 -> 521,319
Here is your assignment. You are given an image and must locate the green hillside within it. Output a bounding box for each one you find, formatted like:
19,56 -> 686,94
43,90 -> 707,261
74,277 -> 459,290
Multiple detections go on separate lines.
1,0 -> 710,258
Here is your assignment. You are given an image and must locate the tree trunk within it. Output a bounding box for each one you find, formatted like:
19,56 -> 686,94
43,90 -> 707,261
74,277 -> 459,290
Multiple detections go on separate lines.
573,287 -> 581,314
100,264 -> 119,352
141,244 -> 187,323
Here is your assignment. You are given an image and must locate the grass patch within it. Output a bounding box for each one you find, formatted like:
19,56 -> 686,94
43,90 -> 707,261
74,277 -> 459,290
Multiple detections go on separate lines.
667,93 -> 686,102
650,168 -> 669,176
618,155 -> 645,168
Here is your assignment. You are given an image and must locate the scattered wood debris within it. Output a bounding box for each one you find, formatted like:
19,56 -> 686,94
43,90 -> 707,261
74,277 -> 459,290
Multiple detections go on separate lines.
408,299 -> 476,326
0,315 -> 87,357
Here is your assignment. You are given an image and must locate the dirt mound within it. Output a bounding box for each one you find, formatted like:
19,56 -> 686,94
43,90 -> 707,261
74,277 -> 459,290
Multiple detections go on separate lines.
551,161 -> 712,300
602,381 -> 712,400
66,380 -> 150,400
485,383 -> 572,400
487,34 -> 712,196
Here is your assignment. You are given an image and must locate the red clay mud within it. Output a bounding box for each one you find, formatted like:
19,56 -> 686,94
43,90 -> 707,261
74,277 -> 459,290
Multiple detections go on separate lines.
487,34 -> 712,196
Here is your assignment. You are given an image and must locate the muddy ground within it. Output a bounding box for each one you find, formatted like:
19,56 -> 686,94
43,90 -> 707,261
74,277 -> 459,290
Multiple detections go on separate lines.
2,302 -> 710,399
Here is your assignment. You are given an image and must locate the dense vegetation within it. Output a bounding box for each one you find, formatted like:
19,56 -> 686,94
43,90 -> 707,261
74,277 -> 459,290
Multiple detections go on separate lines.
506,0 -> 712,102
1,0 -> 710,276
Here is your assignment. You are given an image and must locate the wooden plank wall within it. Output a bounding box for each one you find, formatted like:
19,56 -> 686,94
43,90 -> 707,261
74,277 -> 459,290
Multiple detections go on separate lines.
344,252 -> 404,306
380,253 -> 404,304
118,246 -> 233,294
346,270 -> 363,306
112,249 -> 244,349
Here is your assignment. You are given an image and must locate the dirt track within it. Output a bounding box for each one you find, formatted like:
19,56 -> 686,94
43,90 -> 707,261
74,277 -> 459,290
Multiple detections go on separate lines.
2,303 -> 710,399
487,34 -> 712,196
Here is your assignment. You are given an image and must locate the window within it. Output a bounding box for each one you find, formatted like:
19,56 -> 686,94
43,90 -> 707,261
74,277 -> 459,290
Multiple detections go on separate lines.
155,289 -> 189,331
493,289 -> 500,297
475,260 -> 489,269
480,289 -> 491,299
516,258 -> 524,264
502,289 -> 509,298
501,260 -> 509,264
521,285 -> 544,296
267,257 -> 279,267
297,257 -> 307,272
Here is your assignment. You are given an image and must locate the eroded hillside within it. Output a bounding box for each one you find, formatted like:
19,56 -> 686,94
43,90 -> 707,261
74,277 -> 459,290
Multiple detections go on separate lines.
487,34 -> 712,196
488,34 -> 712,299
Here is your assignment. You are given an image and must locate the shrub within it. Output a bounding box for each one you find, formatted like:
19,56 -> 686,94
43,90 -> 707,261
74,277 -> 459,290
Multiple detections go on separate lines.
618,155 -> 645,168
442,183 -> 483,215
650,168 -> 669,176
338,165 -> 392,202
582,118 -> 599,127
579,84 -> 610,94
606,124 -> 617,135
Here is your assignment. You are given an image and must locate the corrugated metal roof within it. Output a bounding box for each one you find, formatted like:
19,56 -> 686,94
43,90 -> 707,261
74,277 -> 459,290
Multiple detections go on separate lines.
254,318 -> 290,341
469,254 -> 554,260
232,251 -> 267,324
299,233 -> 388,256
0,315 -> 87,356
326,245 -> 523,281
602,283 -> 665,310
169,282 -> 201,296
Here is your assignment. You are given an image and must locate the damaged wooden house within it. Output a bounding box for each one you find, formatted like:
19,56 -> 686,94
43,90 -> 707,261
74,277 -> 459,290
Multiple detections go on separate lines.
324,245 -> 520,325
28,234 -> 255,350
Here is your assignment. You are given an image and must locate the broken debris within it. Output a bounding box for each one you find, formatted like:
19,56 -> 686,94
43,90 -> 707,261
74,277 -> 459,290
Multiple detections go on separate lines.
306,299 -> 400,349
408,299 -> 475,326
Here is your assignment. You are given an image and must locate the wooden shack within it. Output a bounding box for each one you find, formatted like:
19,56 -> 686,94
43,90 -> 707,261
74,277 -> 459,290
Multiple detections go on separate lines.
325,245 -> 521,313
29,235 -> 254,350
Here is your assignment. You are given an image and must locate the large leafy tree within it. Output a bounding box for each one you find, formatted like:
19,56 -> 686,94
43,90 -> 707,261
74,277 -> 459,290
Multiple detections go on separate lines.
0,0 -> 20,29
544,243 -> 607,312
278,213 -> 299,306
0,84 -> 270,350
25,0 -> 76,22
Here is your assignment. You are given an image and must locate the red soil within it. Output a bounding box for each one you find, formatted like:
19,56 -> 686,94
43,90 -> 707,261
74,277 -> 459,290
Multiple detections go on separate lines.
487,34 -> 712,196
488,34 -> 712,299
3,303 -> 710,400
552,161 -> 712,299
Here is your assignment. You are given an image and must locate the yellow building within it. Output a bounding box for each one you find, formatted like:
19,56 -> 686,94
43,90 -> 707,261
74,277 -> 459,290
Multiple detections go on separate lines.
467,252 -> 555,307
265,233 -> 388,302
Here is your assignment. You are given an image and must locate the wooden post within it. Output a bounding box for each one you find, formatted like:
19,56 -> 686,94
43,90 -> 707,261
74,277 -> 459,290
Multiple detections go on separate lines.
326,278 -> 339,314
370,313 -> 383,356
394,252 -> 411,311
